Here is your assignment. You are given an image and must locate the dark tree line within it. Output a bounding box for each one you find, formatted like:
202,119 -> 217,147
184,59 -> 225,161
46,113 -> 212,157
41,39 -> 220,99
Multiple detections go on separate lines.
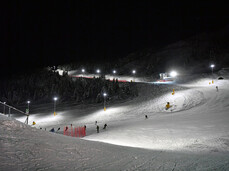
0,69 -> 138,105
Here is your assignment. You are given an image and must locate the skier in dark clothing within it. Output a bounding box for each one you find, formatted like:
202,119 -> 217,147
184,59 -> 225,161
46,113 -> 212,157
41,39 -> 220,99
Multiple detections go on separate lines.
216,86 -> 219,92
103,124 -> 107,129
145,115 -> 148,119
84,125 -> 86,130
50,128 -> 55,132
57,127 -> 60,132
96,125 -> 99,133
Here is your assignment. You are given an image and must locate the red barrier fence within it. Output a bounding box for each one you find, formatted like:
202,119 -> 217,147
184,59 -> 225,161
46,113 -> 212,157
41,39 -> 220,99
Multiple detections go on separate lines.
64,126 -> 86,137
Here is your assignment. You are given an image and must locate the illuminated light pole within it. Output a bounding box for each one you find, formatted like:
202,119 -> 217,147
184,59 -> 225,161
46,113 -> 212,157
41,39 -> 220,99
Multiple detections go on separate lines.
27,101 -> 30,114
3,102 -> 6,114
96,69 -> 101,78
25,101 -> 30,124
170,71 -> 177,77
113,70 -> 116,79
132,70 -> 136,82
81,68 -> 85,78
210,64 -> 215,75
53,97 -> 58,116
210,64 -> 215,83
103,93 -> 107,111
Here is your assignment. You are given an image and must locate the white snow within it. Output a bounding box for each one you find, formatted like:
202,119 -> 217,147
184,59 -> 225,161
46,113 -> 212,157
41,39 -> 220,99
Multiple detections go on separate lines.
1,74 -> 229,170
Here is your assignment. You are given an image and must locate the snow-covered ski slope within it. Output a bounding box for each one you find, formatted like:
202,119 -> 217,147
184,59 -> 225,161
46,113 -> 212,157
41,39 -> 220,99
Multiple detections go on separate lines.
1,74 -> 229,170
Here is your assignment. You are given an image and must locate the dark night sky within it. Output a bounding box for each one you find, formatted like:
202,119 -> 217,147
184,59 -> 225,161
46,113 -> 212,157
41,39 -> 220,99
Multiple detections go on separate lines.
0,1 -> 229,76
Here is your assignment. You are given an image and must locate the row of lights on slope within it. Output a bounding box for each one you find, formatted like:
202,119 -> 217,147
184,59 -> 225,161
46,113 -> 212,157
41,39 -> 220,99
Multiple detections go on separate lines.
81,69 -> 136,74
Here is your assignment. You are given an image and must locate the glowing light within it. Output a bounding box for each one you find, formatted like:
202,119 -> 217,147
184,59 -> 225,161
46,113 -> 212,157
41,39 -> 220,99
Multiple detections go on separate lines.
53,97 -> 58,101
96,69 -> 100,73
210,64 -> 215,68
132,70 -> 136,74
113,70 -> 116,74
103,93 -> 107,97
27,101 -> 30,104
170,71 -> 177,77
82,69 -> 85,73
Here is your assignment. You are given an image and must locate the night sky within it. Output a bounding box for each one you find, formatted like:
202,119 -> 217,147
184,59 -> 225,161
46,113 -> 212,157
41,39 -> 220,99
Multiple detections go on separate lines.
1,1 -> 228,76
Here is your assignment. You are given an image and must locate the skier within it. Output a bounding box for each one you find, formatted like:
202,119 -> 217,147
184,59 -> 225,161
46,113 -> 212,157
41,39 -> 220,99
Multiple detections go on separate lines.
96,125 -> 99,133
50,128 -> 55,132
65,126 -> 68,132
165,102 -> 170,110
57,127 -> 60,132
95,121 -> 97,125
103,124 -> 107,129
145,115 -> 148,119
84,125 -> 86,130
216,86 -> 218,92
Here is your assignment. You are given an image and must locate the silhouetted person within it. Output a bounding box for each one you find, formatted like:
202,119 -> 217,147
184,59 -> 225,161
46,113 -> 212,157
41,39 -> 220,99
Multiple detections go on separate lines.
95,121 -> 97,125
57,127 -> 60,131
84,125 -> 86,130
65,126 -> 68,131
216,86 -> 218,92
103,124 -> 107,129
96,125 -> 99,133
50,128 -> 55,132
145,115 -> 148,119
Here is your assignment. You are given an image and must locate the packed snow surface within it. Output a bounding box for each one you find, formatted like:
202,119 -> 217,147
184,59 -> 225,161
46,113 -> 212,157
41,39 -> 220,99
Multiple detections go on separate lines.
1,75 -> 229,170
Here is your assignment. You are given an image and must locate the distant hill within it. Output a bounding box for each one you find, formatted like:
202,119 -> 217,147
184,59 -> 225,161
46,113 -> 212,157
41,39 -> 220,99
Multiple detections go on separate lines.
117,25 -> 229,76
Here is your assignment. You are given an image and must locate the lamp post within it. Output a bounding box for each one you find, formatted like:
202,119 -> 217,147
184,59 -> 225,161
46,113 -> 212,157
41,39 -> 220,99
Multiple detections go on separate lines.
81,68 -> 85,78
96,69 -> 100,78
113,70 -> 116,79
53,97 -> 58,116
210,64 -> 215,83
170,71 -> 177,77
103,93 -> 107,111
132,70 -> 136,82
27,101 -> 30,114
210,64 -> 215,75
3,102 -> 6,114
25,101 -> 30,124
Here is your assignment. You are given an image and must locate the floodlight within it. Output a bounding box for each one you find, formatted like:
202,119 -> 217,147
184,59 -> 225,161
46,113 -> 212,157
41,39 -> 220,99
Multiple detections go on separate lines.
170,71 -> 177,77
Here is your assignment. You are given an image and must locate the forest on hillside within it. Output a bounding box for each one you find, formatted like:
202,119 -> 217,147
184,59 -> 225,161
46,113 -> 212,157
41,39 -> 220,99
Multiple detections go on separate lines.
0,69 -> 138,106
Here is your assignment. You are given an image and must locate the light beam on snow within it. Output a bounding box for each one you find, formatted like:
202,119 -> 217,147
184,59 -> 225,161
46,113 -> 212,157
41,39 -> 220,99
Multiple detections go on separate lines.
15,112 -> 64,127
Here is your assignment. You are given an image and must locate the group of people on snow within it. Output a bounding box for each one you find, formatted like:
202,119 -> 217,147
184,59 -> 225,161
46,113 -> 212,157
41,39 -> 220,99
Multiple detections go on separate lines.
95,121 -> 108,133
